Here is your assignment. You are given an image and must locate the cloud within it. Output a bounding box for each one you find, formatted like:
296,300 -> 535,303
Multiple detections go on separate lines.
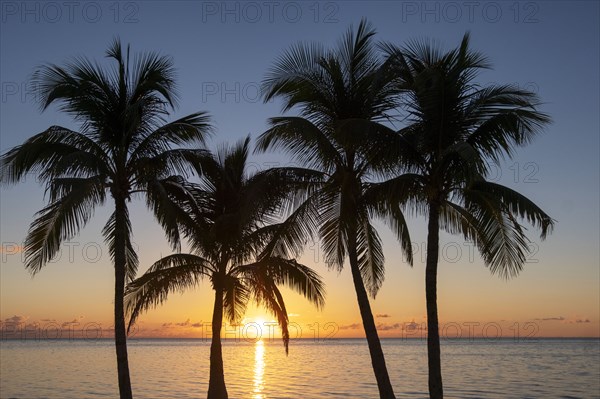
532,316 -> 592,324
62,320 -> 78,328
376,314 -> 391,318
403,321 -> 425,331
61,316 -> 84,328
288,313 -> 300,317
376,323 -> 401,331
3,315 -> 28,324
162,319 -> 202,329
339,323 -> 361,330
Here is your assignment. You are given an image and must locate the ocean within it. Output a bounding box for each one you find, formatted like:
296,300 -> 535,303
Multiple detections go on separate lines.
1,338 -> 599,398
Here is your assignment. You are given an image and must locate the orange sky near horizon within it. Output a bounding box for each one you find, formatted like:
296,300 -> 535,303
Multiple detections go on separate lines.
1,202 -> 598,340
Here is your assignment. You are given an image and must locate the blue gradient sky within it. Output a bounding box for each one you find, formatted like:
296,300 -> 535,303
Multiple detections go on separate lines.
1,1 -> 598,337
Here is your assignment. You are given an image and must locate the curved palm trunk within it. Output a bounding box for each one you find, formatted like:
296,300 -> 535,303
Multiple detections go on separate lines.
114,195 -> 133,399
207,286 -> 227,399
425,202 -> 443,399
348,235 -> 396,399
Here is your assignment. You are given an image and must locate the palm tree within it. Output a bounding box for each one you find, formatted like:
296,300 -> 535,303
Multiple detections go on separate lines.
257,20 -> 412,399
378,34 -> 555,398
124,137 -> 326,399
0,40 -> 212,399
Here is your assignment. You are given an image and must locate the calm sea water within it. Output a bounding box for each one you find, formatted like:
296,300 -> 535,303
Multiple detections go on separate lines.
1,338 -> 599,398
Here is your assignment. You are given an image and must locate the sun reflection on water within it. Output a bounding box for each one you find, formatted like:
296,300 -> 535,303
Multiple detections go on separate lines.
253,340 -> 265,398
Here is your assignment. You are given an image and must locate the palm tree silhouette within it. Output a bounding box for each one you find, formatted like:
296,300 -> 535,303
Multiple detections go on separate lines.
124,137 -> 326,399
0,40 -> 212,399
379,34 -> 555,398
257,19 -> 412,399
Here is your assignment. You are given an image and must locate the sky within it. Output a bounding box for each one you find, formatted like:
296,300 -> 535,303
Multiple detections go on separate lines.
0,1 -> 598,340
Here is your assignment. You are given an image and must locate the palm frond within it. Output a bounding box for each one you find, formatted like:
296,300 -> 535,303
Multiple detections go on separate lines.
241,166 -> 324,237
255,117 -> 341,172
234,256 -> 326,353
470,181 -> 554,239
237,269 -> 291,353
223,274 -> 250,325
129,48 -> 178,109
463,187 -> 530,278
367,197 -> 414,266
439,200 -> 482,242
261,41 -> 327,108
258,189 -> 322,260
125,254 -> 213,331
130,112 -> 213,160
132,148 -> 210,182
144,176 -> 200,250
0,126 -> 110,186
338,19 -> 379,85
465,86 -> 551,162
318,188 -> 348,270
102,208 -> 139,282
32,59 -> 115,129
356,219 -> 385,297
24,176 -> 105,274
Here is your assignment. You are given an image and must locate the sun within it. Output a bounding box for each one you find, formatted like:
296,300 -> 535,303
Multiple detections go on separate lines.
245,316 -> 279,341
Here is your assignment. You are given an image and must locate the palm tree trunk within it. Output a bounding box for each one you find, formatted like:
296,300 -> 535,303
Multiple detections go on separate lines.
114,195 -> 133,399
426,202 -> 443,399
348,233 -> 396,399
207,286 -> 228,399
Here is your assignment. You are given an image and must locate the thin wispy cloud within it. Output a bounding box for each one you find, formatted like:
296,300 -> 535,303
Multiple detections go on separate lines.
376,323 -> 401,331
339,323 -> 361,330
532,316 -> 592,325
534,316 -> 565,321
403,321 -> 426,331
3,315 -> 28,324
162,319 -> 203,329
61,316 -> 85,328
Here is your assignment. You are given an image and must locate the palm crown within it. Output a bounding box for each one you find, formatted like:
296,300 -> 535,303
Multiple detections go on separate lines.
0,39 -> 212,278
380,33 -> 554,277
125,137 -> 326,353
259,19 -> 412,293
